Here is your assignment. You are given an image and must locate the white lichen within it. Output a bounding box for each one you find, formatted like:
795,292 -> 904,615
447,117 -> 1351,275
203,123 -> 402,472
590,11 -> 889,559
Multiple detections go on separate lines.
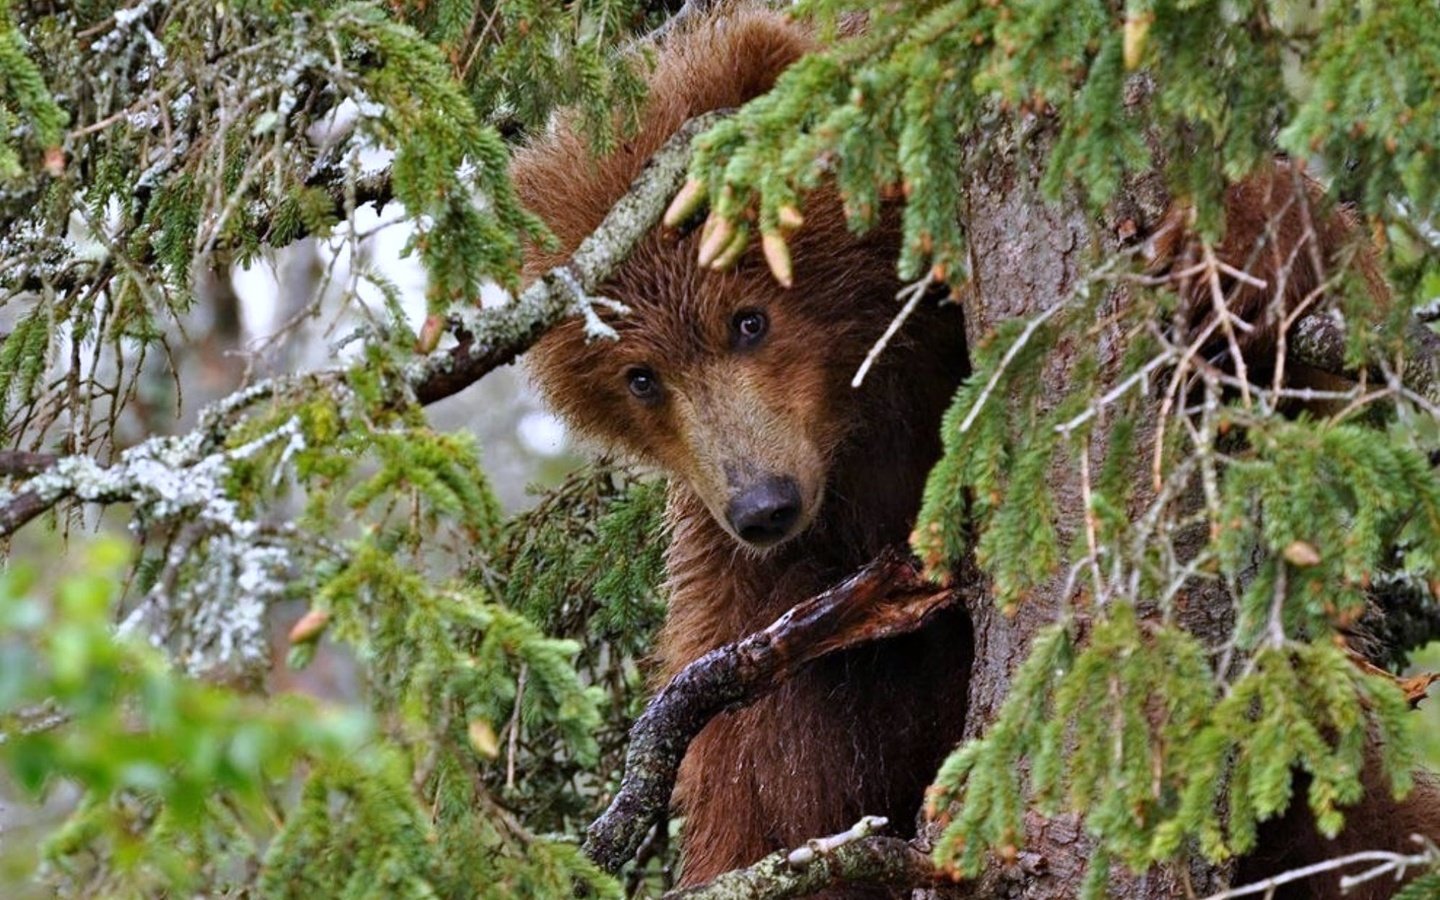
28,414 -> 307,678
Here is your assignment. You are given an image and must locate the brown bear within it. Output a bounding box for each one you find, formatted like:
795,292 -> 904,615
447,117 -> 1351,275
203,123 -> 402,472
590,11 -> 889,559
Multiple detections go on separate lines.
517,8 -> 972,885
515,4 -> 1440,897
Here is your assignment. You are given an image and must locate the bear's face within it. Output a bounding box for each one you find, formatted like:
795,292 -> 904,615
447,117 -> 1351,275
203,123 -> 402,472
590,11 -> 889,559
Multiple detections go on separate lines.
530,234 -> 881,552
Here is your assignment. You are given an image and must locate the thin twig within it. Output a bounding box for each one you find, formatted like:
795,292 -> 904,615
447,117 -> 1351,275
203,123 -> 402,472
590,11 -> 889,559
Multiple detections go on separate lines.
506,664 -> 527,792
851,273 -> 935,388
958,288 -> 1074,434
1198,838 -> 1436,900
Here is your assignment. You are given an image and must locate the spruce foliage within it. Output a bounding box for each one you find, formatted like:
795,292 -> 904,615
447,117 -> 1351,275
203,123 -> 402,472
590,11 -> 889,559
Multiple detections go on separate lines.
682,0 -> 1440,893
1,1 -> 673,896
3,0 -> 1440,897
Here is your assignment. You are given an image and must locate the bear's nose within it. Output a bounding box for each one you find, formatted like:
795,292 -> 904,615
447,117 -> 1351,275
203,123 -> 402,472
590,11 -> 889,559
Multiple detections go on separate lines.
726,477 -> 802,546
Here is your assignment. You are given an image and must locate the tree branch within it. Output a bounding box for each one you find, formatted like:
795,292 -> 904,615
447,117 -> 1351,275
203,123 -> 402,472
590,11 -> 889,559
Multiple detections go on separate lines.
0,451 -> 59,477
0,111 -> 723,535
664,817 -> 940,900
1289,313 -> 1440,409
413,110 -> 722,404
582,548 -> 957,873
0,487 -> 65,537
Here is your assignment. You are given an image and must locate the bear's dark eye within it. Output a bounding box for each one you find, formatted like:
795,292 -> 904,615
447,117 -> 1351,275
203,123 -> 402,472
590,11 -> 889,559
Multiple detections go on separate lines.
627,367 -> 660,402
733,309 -> 768,349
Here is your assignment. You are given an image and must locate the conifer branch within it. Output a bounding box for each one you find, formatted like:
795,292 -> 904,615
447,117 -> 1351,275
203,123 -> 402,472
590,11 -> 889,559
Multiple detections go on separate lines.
0,111 -> 723,535
8,169 -> 396,298
663,818 -> 940,899
413,110 -> 724,405
582,548 -> 956,873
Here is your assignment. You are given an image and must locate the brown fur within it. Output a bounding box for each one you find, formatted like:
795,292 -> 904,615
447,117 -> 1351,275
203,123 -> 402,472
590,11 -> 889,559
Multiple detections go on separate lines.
1147,161 -> 1390,363
521,8 -> 972,887
518,4 -> 1439,895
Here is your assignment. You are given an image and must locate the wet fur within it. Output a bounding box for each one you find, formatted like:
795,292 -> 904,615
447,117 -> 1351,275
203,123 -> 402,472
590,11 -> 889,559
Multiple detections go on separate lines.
518,4 -> 1440,895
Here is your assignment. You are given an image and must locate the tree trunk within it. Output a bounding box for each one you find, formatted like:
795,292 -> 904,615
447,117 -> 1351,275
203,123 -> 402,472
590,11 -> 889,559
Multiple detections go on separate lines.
917,126 -> 1235,898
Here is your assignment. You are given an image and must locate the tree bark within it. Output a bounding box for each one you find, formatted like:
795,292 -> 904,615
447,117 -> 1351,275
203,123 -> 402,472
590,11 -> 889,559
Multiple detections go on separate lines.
920,126 -> 1235,898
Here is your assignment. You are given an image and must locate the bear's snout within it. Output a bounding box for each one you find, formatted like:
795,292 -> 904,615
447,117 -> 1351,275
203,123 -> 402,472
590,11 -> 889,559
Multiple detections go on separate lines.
725,476 -> 803,547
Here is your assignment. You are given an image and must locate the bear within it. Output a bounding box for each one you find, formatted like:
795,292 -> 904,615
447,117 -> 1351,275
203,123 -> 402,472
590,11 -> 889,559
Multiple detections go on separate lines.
517,8 -> 973,885
514,4 -> 1440,896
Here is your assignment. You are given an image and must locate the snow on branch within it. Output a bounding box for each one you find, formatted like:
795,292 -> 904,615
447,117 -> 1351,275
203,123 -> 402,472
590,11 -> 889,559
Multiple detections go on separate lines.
583,549 -> 957,874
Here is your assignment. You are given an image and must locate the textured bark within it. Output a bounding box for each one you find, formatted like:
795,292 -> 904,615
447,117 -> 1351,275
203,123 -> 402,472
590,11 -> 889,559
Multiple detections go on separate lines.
914,128 -> 1236,898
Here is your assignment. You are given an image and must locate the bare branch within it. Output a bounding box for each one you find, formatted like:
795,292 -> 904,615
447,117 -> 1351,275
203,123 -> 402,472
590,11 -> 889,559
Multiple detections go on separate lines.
1289,313 -> 1440,410
851,272 -> 936,388
664,818 -> 939,900
583,548 -> 956,873
1198,835 -> 1437,900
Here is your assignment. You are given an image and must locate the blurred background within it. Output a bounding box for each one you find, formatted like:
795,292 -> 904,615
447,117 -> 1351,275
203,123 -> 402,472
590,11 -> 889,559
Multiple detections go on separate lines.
0,188 -> 585,888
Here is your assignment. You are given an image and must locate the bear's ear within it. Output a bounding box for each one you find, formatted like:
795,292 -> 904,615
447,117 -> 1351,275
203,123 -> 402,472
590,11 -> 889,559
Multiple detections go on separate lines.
510,5 -> 817,270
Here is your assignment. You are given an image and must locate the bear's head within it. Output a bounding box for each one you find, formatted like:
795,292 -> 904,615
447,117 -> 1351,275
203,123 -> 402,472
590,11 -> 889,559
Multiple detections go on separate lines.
517,8 -> 911,551
527,210 -> 908,550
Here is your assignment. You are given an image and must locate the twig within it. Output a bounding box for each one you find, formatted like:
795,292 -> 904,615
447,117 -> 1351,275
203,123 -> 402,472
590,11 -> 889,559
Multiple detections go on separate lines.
506,664 -> 527,792
786,815 -> 890,867
582,548 -> 956,873
958,292 -> 1070,434
1056,352 -> 1173,435
1198,836 -> 1437,900
851,273 -> 935,388
1200,243 -> 1252,408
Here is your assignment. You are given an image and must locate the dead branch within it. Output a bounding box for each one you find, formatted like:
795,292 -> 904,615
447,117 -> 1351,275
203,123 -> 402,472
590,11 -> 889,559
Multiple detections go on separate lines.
582,548 -> 957,873
664,817 -> 940,900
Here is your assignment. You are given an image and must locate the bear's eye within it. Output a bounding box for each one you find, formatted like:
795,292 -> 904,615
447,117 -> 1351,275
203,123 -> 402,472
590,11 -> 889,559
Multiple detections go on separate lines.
732,309 -> 768,349
627,367 -> 661,402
